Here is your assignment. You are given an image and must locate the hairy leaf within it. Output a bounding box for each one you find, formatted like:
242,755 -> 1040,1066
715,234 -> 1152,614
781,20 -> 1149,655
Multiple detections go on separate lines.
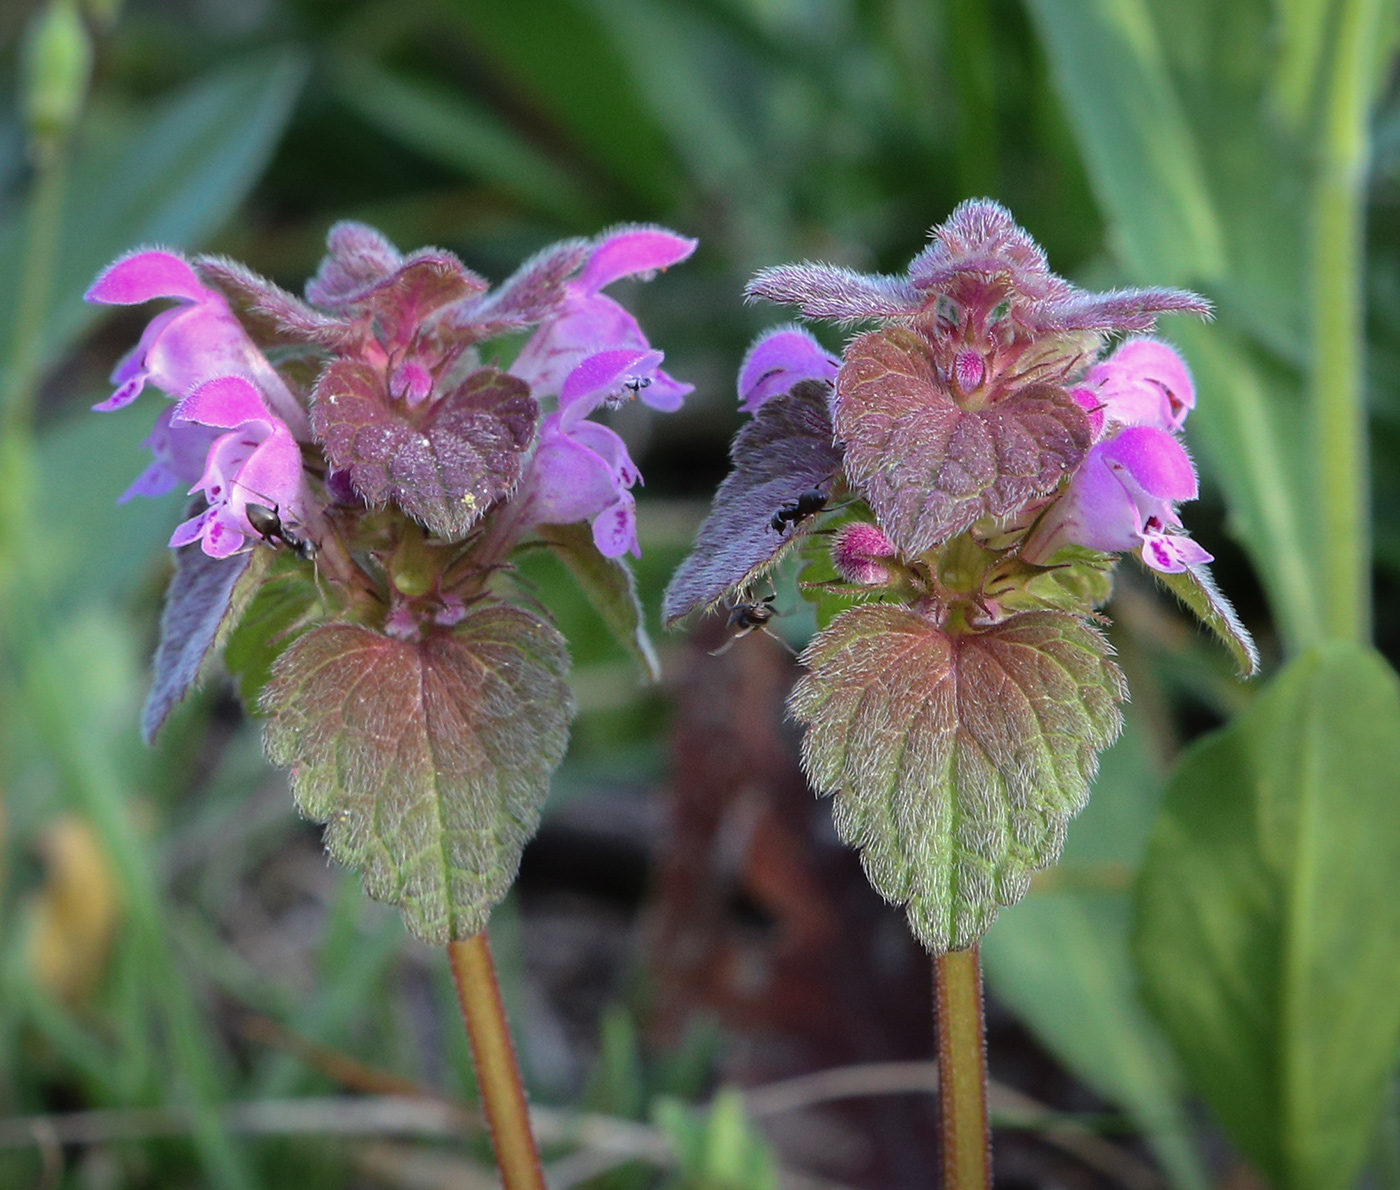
143,539 -> 271,742
1152,561 -> 1259,677
223,553 -> 325,708
836,329 -> 1091,555
663,380 -> 843,624
791,605 -> 1124,951
261,605 -> 573,944
313,361 -> 538,540
1135,645 -> 1400,1190
536,521 -> 659,682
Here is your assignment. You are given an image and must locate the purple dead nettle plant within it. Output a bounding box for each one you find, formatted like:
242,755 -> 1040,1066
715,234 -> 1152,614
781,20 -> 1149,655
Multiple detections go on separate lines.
665,200 -> 1257,953
89,222 -> 695,945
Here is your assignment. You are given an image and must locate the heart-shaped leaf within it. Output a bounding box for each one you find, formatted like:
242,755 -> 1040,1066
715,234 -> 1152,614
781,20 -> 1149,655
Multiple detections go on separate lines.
313,361 -> 538,540
663,379 -> 843,624
791,605 -> 1124,951
261,603 -> 573,945
143,537 -> 271,742
836,328 -> 1091,555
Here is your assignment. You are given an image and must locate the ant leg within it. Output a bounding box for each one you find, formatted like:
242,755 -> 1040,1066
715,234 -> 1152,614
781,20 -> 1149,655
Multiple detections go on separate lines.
759,624 -> 798,655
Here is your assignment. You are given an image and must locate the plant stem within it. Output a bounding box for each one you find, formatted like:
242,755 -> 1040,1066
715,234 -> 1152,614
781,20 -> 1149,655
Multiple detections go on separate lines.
1310,0 -> 1386,644
935,946 -> 991,1189
447,932 -> 546,1190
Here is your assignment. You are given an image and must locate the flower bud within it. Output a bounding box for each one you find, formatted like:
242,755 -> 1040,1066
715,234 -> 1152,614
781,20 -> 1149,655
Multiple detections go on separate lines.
21,0 -> 92,159
833,522 -> 897,585
953,349 -> 985,394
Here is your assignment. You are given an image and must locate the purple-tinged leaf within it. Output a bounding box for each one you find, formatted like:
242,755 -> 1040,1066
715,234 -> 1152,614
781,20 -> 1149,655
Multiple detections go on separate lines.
745,263 -> 922,323
261,605 -> 573,944
535,521 -> 659,682
837,329 -> 1091,555
1036,287 -> 1212,333
452,238 -> 591,339
1151,562 -> 1260,678
197,255 -> 349,347
305,221 -> 409,308
142,535 -> 272,742
313,362 -> 538,540
663,380 -> 843,625
791,605 -> 1124,952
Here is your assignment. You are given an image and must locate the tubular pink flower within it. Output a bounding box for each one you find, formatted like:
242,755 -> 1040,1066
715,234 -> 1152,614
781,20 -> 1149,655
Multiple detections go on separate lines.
1080,337 -> 1195,433
119,407 -> 222,504
737,326 -> 840,413
511,412 -> 642,558
86,249 -> 309,438
510,225 -> 696,412
1021,425 -> 1212,573
167,377 -> 311,559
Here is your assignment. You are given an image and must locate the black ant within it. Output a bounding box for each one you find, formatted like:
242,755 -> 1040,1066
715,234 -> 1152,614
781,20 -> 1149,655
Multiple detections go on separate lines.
710,594 -> 794,656
622,375 -> 652,396
232,480 -> 320,563
244,502 -> 319,562
769,489 -> 828,534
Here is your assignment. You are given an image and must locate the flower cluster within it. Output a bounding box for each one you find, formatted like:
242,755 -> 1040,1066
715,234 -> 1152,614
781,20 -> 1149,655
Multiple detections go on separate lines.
89,224 -> 694,571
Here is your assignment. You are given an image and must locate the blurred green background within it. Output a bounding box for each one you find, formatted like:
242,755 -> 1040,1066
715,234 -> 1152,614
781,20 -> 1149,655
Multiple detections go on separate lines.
1,0 -> 1397,1187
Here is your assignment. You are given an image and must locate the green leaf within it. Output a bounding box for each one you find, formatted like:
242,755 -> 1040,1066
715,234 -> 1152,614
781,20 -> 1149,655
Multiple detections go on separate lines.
261,604 -> 574,945
983,720 -> 1209,1190
791,605 -> 1125,951
1150,559 -> 1260,677
0,50 -> 306,372
836,329 -> 1092,556
328,54 -> 597,224
1023,0 -> 1224,284
222,551 -> 324,709
1135,644 -> 1400,1190
535,521 -> 659,682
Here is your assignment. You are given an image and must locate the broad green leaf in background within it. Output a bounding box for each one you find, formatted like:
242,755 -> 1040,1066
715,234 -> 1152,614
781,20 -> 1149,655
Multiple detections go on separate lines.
0,51 -> 306,378
440,0 -> 679,209
261,606 -> 574,945
327,54 -> 597,225
1028,0 -> 1323,648
984,718 -> 1208,1190
1021,0 -> 1224,285
1135,645 -> 1400,1190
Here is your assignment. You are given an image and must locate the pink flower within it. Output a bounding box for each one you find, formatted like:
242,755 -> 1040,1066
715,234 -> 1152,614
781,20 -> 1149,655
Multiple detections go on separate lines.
1021,425 -> 1213,573
1080,337 -> 1195,433
118,406 -> 221,504
510,226 -> 696,412
86,249 -> 309,438
507,348 -> 650,558
167,377 -> 311,559
737,325 -> 840,413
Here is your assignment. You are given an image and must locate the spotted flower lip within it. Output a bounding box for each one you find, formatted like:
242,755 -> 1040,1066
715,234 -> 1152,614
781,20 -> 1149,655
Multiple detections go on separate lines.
510,225 -> 697,413
167,376 -> 310,559
85,249 -> 309,438
1021,424 -> 1213,573
737,325 -> 840,413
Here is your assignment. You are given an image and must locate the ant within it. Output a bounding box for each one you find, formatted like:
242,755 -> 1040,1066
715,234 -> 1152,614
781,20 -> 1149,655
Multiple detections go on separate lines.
244,502 -> 319,563
769,489 -> 828,535
232,480 -> 319,563
710,594 -> 794,656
